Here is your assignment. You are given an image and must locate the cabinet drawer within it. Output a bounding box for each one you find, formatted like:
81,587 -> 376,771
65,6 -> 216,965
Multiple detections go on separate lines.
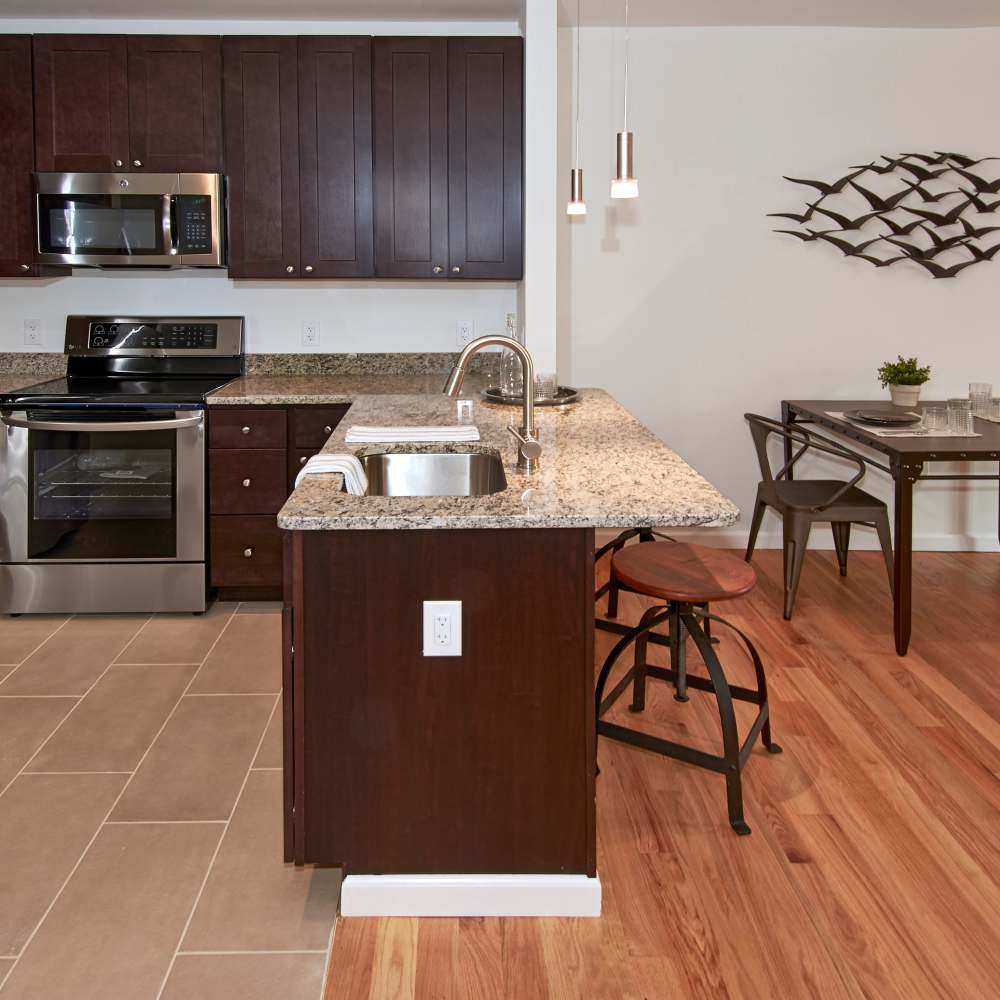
210,408 -> 287,449
210,450 -> 288,514
211,516 -> 283,588
292,405 -> 350,448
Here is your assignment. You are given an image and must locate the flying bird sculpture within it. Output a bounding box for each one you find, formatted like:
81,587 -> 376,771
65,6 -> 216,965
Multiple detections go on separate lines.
963,241 -> 1000,262
904,199 -> 973,227
782,168 -> 867,196
936,152 -> 1000,169
957,217 -> 1000,239
949,167 -> 1000,195
909,257 -> 978,279
849,180 -> 916,212
765,196 -> 826,223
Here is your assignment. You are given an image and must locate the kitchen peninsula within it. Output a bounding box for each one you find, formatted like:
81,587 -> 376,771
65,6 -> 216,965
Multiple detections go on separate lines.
207,376 -> 738,917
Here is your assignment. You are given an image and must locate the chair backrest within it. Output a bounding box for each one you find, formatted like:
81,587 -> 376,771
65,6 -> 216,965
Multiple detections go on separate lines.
743,413 -> 868,512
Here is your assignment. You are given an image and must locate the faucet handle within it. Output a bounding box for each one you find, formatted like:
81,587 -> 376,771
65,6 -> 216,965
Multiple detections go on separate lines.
508,425 -> 542,468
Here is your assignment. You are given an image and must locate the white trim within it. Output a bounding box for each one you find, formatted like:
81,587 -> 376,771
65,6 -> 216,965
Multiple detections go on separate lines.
340,873 -> 602,917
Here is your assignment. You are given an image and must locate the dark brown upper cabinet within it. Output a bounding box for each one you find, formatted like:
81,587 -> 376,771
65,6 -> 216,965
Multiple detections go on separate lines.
33,34 -> 223,173
0,37 -> 41,277
224,36 -> 374,279
447,38 -> 523,280
373,36 -> 523,280
33,35 -> 129,172
298,37 -> 374,278
373,37 -> 449,279
127,36 -> 223,172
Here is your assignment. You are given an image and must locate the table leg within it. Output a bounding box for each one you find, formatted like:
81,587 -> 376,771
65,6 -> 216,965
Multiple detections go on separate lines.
781,401 -> 795,480
892,461 -> 922,656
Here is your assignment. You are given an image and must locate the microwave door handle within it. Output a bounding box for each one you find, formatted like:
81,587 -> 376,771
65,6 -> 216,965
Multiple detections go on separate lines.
0,413 -> 203,433
166,195 -> 178,255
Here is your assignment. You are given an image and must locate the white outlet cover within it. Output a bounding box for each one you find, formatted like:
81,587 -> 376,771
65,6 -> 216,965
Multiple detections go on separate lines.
302,321 -> 320,347
23,319 -> 42,346
456,320 -> 474,348
422,600 -> 462,657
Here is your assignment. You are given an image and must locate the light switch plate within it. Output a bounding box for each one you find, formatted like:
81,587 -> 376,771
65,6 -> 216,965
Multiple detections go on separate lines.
422,600 -> 462,656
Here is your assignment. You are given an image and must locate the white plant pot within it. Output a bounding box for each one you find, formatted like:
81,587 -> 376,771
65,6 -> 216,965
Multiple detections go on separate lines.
889,384 -> 922,408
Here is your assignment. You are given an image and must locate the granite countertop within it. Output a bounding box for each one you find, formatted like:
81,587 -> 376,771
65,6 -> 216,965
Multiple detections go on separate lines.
0,375 -> 48,395
251,378 -> 739,531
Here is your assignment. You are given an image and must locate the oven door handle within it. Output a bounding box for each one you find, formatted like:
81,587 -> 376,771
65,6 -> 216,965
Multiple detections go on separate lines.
0,413 -> 204,433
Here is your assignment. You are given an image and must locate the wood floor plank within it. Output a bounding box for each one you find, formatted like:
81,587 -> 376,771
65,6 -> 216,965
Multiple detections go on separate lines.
324,551 -> 1000,1000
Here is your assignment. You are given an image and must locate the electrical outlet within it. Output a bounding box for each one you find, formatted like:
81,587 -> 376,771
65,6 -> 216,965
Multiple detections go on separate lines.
23,319 -> 43,347
422,600 -> 462,656
302,321 -> 320,348
457,320 -> 475,348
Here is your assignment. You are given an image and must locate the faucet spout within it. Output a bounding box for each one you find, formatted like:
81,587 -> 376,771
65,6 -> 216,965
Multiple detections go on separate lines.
443,334 -> 540,473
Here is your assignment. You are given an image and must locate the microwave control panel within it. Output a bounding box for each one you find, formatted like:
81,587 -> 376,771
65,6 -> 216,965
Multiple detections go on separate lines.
175,195 -> 214,254
88,323 -> 219,351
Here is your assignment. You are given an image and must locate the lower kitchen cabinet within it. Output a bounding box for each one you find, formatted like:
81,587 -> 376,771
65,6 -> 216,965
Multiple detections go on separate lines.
208,403 -> 349,598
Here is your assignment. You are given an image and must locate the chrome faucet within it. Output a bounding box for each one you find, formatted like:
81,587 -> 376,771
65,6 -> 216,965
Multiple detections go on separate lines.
443,335 -> 542,473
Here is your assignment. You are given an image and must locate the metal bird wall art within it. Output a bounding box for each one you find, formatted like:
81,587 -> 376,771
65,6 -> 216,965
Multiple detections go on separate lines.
770,151 -> 1000,278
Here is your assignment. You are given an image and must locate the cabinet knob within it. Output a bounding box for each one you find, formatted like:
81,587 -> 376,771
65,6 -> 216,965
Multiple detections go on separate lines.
285,265 -> 295,274
114,159 -> 123,168
304,265 -> 314,273
19,264 -> 30,272
241,426 -> 251,435
323,425 -> 332,434
243,547 -> 254,558
299,455 -> 308,465
133,159 -> 142,168
432,265 -> 444,274
451,266 -> 462,274
242,478 -> 251,488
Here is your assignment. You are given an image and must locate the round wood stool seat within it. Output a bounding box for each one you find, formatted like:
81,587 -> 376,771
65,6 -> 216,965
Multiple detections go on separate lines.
612,541 -> 757,604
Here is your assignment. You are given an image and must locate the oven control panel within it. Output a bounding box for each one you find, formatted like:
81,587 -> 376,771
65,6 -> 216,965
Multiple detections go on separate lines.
88,322 -> 219,351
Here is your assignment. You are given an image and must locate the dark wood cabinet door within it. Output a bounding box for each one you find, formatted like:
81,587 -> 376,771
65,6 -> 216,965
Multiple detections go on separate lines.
33,35 -> 129,172
0,37 -> 37,277
447,38 -> 523,280
127,36 -> 223,172
372,38 -> 448,278
223,36 -> 300,278
298,37 -> 374,278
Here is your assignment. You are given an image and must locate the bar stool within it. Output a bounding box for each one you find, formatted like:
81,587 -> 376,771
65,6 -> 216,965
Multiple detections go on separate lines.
594,541 -> 782,835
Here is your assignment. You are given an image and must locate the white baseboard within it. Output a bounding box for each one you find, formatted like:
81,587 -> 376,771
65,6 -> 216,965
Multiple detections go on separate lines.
596,527 -> 1000,553
340,873 -> 602,917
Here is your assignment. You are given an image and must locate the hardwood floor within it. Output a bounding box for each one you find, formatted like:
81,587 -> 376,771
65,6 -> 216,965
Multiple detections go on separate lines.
324,550 -> 1000,1000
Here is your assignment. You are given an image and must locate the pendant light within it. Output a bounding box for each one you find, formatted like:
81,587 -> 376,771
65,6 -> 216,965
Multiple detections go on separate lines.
610,0 -> 638,199
567,0 -> 587,215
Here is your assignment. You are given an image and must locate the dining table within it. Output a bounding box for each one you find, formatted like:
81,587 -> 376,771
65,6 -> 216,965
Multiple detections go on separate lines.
781,400 -> 1000,655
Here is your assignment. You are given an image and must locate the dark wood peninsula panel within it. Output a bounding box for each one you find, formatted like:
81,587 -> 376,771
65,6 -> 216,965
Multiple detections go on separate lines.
283,527 -> 596,875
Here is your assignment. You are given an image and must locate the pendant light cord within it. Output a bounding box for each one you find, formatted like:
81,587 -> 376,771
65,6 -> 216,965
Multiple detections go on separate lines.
574,0 -> 581,166
622,0 -> 629,131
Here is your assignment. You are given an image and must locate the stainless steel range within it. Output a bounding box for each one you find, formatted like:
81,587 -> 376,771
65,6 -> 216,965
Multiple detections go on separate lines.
0,315 -> 244,614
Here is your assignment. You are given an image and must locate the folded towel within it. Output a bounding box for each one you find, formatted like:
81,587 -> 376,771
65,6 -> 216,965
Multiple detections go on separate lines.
344,425 -> 480,444
295,454 -> 368,495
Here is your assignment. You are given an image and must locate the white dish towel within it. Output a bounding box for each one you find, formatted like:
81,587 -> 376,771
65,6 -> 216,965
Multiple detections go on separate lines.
344,425 -> 480,444
294,454 -> 368,495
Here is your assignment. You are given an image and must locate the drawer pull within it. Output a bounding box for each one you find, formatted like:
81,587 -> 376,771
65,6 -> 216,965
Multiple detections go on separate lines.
243,547 -> 254,558
242,478 -> 251,487
241,426 -> 251,435
323,425 -> 332,434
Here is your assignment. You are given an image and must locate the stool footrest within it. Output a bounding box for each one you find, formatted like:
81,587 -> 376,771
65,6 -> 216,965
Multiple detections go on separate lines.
599,667 -> 636,716
598,720 -> 730,774
596,618 -> 672,647
643,666 -> 763,706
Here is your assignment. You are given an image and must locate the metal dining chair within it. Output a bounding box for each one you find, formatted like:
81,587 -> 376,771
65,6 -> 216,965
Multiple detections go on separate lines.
744,413 -> 894,620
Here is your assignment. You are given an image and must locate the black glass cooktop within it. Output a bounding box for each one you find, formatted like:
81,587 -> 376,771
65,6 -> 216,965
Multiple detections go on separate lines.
0,375 -> 237,408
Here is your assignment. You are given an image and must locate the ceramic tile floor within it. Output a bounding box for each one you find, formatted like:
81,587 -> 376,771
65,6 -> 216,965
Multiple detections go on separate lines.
0,602 -> 339,1000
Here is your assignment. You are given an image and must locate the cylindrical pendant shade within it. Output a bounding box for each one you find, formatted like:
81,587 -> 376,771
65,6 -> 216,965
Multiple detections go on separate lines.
566,167 -> 587,215
610,130 -> 638,199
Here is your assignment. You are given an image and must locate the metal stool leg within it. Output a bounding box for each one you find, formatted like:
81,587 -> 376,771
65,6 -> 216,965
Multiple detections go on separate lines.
681,608 -> 751,835
630,605 -> 661,713
669,602 -> 688,702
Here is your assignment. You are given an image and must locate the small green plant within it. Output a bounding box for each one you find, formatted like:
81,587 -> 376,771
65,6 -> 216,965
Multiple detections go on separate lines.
877,355 -> 931,388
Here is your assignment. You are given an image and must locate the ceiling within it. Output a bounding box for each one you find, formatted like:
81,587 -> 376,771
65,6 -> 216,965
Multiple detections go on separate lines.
3,0 -> 999,26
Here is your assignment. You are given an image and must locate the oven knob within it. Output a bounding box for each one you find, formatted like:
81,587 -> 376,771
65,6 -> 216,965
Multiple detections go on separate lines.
243,547 -> 253,558
241,426 -> 251,435
242,478 -> 251,488
133,160 -> 142,167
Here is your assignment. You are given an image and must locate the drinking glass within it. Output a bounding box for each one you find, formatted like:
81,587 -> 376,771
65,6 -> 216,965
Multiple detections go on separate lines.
969,382 -> 992,416
500,350 -> 523,397
990,398 -> 1000,421
947,399 -> 973,434
922,407 -> 949,433
534,372 -> 558,401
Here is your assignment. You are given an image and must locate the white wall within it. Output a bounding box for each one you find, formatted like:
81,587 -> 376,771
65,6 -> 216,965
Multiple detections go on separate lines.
0,14 -> 529,358
561,26 -> 1000,551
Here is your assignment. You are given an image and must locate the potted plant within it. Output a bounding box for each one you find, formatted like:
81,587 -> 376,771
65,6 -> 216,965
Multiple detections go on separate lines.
877,356 -> 931,408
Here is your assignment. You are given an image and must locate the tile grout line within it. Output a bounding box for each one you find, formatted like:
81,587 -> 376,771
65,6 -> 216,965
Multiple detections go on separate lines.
0,604 -> 241,993
153,691 -> 283,1000
0,614 -> 155,802
0,615 -> 75,688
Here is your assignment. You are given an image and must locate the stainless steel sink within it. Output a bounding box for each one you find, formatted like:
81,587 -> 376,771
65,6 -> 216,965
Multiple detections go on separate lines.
361,451 -> 507,497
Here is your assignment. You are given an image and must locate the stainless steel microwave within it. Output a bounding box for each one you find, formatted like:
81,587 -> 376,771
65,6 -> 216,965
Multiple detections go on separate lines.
35,172 -> 226,268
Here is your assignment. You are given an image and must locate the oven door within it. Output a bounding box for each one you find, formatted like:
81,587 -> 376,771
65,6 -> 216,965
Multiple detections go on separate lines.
0,409 -> 204,564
